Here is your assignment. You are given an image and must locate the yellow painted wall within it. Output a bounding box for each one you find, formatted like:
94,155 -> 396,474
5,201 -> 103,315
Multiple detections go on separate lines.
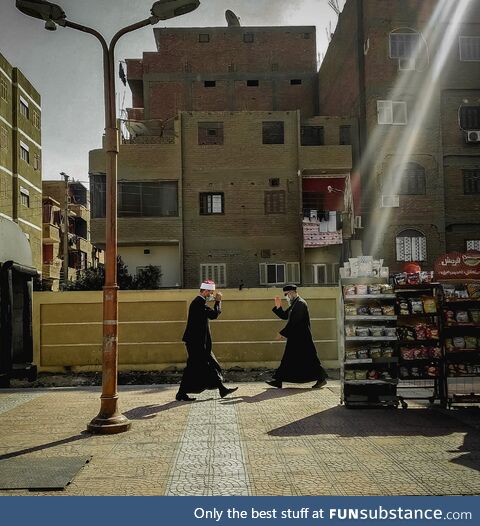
33,287 -> 340,372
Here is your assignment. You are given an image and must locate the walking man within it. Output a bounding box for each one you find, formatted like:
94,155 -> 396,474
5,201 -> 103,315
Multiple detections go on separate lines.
176,280 -> 238,401
267,284 -> 328,389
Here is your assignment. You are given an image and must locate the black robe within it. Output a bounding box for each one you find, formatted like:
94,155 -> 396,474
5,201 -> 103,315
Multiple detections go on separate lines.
272,296 -> 327,383
179,295 -> 223,393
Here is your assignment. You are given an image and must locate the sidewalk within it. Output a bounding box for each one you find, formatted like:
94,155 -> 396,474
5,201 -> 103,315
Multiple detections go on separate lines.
0,381 -> 479,496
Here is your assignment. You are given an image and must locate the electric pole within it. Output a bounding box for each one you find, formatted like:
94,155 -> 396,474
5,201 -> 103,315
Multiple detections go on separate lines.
60,171 -> 69,288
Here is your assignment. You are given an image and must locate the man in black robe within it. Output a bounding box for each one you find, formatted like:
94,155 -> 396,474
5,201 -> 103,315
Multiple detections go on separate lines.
267,284 -> 328,389
176,280 -> 238,401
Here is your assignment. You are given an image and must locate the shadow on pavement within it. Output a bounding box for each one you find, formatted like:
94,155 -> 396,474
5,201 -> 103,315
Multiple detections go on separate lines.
0,433 -> 91,461
220,387 -> 308,405
123,398 -> 215,419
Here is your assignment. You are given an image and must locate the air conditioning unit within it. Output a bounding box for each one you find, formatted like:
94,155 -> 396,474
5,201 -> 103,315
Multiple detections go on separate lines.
466,130 -> 480,143
354,215 -> 363,229
381,195 -> 400,208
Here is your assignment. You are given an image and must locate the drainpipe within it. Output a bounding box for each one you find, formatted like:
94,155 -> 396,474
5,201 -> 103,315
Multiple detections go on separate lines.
296,110 -> 305,285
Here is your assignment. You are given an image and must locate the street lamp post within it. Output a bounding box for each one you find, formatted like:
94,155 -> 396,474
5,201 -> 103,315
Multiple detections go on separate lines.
17,0 -> 200,434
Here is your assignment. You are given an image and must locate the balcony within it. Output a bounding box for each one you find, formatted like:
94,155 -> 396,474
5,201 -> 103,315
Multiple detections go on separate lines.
42,259 -> 62,280
42,224 -> 60,244
69,203 -> 89,221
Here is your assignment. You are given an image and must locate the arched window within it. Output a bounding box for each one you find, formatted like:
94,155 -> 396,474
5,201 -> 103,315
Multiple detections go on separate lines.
397,162 -> 426,195
396,229 -> 427,262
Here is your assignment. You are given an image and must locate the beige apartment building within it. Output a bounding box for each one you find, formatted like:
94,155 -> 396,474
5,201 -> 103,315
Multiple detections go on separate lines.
42,179 -> 103,290
0,52 -> 42,270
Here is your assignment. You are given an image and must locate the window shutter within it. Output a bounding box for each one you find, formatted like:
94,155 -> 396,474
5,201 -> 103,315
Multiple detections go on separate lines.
286,262 -> 300,284
259,263 -> 267,285
304,264 -> 314,284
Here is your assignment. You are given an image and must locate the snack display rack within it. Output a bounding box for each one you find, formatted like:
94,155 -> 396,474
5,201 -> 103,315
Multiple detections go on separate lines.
439,280 -> 480,408
393,275 -> 444,407
340,277 -> 401,408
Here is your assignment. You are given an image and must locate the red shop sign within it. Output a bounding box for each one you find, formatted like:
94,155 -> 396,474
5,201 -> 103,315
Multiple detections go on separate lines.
434,251 -> 480,280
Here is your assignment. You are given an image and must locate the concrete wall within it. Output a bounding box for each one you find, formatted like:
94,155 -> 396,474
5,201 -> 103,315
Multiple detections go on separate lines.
33,287 -> 340,373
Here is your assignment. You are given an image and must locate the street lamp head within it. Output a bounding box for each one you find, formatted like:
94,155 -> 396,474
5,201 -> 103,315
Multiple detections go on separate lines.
16,0 -> 66,27
150,0 -> 200,21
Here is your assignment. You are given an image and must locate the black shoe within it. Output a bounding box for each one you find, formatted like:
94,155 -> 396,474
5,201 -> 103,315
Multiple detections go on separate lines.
312,379 -> 327,389
266,380 -> 282,388
219,387 -> 238,398
175,392 -> 196,401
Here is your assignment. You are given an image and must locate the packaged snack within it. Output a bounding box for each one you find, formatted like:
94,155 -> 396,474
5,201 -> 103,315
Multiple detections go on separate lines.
456,311 -> 470,323
398,300 -> 410,315
394,273 -> 407,285
400,348 -> 415,360
410,299 -> 424,314
429,347 -> 442,359
464,336 -> 477,349
420,271 -> 434,283
356,348 -> 370,359
469,310 -> 480,324
344,370 -> 356,380
357,305 -> 369,315
368,284 -> 381,295
381,284 -> 393,294
369,347 -> 382,359
455,288 -> 469,299
343,285 -> 356,296
345,350 -> 358,360
355,284 -> 368,295
413,347 -> 423,359
422,297 -> 437,314
354,369 -> 367,380
452,336 -> 466,349
426,365 -> 439,377
381,304 -> 395,316
369,306 -> 383,316
445,339 -> 455,352
383,327 -> 397,337
382,346 -> 394,357
414,323 -> 427,340
367,369 -> 380,380
443,285 -> 456,299
410,367 -> 421,378
407,273 -> 421,285
369,326 -> 384,337
345,304 -> 357,316
345,325 -> 356,337
355,327 -> 370,337
444,310 -> 455,324
467,284 -> 480,299
426,326 -> 439,339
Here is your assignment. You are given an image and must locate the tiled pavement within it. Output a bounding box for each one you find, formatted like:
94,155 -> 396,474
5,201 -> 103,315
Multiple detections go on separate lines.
0,382 -> 479,496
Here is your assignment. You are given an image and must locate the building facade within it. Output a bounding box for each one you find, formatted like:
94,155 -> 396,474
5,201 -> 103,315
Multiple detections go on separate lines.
318,0 -> 480,270
0,52 -> 42,270
42,179 -> 103,290
90,25 -> 357,288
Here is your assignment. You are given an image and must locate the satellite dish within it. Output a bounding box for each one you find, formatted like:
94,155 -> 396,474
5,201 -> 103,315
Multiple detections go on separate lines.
225,9 -> 240,27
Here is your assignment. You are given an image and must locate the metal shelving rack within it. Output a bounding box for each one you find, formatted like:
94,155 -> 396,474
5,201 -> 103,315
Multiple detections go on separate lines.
394,283 -> 445,408
340,277 -> 401,408
439,281 -> 480,408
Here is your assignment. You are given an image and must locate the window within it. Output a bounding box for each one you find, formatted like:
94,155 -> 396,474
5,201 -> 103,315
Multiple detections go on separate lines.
198,122 -> 224,145
466,240 -> 480,251
269,178 -> 280,187
32,110 -> 41,129
33,152 -> 40,171
459,36 -> 480,61
302,33 -> 311,39
395,162 -> 426,195
377,100 -> 407,125
464,169 -> 480,194
198,33 -> 210,43
259,262 -> 300,285
396,229 -> 427,262
247,80 -> 259,87
243,33 -> 254,43
200,192 -> 224,214
265,190 -> 286,214
20,142 -> 29,163
0,126 -> 7,151
91,174 -> 106,218
204,80 -> 216,88
339,125 -> 352,145
301,126 -> 324,146
227,63 -> 236,72
262,121 -> 284,144
200,263 -> 226,287
389,32 -> 420,59
118,181 -> 178,217
19,97 -> 29,119
271,63 -> 279,71
20,187 -> 30,207
305,264 -> 328,284
290,79 -> 302,85
460,106 -> 480,129
0,78 -> 8,101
